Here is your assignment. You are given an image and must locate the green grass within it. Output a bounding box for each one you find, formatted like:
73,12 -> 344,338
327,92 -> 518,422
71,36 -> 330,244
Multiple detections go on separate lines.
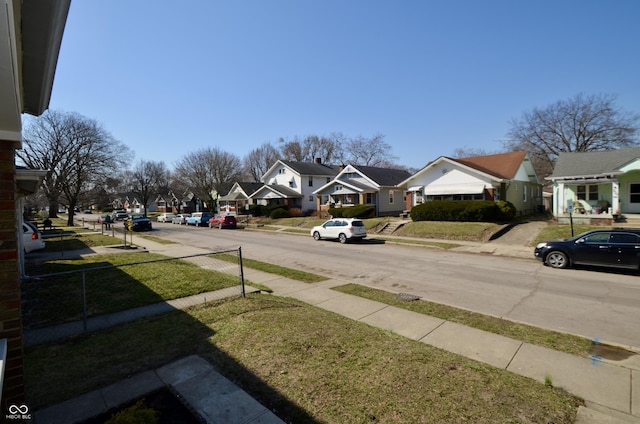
41,230 -> 130,252
396,221 -> 500,241
216,253 -> 328,283
533,224 -> 604,245
332,284 -> 593,357
22,253 -> 241,328
25,296 -> 581,423
376,237 -> 462,249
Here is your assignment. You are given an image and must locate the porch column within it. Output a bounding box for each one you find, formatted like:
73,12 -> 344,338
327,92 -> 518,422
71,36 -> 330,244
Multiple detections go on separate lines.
555,181 -> 565,215
359,193 -> 365,205
612,180 -> 620,213
405,191 -> 413,210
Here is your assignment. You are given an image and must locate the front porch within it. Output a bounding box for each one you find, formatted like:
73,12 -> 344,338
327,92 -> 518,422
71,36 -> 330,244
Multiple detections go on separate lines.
556,212 -> 640,226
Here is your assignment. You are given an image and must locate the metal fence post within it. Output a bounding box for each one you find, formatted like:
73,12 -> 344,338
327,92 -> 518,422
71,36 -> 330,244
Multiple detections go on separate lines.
82,270 -> 87,332
238,246 -> 245,297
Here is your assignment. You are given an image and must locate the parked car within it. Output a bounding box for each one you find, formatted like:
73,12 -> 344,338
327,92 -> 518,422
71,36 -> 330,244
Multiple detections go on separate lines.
209,214 -> 237,229
124,214 -> 153,231
310,218 -> 367,243
172,213 -> 190,225
157,213 -> 176,223
186,212 -> 213,227
534,228 -> 640,270
22,221 -> 46,253
112,210 -> 129,221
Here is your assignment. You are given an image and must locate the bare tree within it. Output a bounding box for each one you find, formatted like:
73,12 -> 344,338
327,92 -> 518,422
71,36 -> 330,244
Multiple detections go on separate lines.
278,134 -> 345,164
244,143 -> 280,182
174,147 -> 242,211
17,110 -> 129,225
129,160 -> 169,216
345,133 -> 398,167
505,93 -> 640,178
451,147 -> 501,158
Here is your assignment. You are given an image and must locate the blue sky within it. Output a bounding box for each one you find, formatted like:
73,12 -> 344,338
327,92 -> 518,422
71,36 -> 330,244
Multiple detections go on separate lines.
47,1 -> 640,171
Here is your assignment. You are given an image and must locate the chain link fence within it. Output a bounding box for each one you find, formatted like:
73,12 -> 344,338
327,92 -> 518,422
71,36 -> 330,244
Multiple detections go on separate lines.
21,249 -> 246,347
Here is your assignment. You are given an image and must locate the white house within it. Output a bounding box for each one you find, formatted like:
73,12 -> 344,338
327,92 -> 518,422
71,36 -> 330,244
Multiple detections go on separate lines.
254,160 -> 338,215
400,151 -> 542,215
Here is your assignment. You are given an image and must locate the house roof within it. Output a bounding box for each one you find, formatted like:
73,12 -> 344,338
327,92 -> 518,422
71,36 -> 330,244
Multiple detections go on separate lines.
548,147 -> 640,179
351,165 -> 412,186
451,151 -> 528,180
252,184 -> 303,198
279,160 -> 339,176
236,182 -> 264,196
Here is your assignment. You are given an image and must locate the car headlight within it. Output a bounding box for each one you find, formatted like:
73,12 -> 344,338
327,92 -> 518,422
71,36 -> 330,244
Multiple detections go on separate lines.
535,242 -> 547,249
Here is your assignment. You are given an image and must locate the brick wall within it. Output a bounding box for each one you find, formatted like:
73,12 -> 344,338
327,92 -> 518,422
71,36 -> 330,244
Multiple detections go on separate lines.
0,143 -> 24,410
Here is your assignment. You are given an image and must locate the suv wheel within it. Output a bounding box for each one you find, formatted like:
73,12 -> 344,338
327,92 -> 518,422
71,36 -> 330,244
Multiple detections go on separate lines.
546,251 -> 568,269
338,233 -> 347,244
313,231 -> 321,241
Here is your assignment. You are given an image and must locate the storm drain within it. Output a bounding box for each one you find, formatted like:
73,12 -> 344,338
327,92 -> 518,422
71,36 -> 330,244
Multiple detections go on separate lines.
396,293 -> 421,301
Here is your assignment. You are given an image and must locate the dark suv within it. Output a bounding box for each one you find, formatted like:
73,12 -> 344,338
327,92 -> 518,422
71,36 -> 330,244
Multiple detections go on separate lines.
534,228 -> 640,270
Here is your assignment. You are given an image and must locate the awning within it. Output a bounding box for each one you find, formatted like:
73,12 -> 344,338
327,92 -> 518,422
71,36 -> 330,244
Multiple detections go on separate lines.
424,183 -> 486,195
407,186 -> 424,191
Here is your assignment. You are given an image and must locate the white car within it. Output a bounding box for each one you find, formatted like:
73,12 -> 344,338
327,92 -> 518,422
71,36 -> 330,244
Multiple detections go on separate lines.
310,218 -> 367,243
172,214 -> 190,225
157,213 -> 176,223
22,222 -> 46,253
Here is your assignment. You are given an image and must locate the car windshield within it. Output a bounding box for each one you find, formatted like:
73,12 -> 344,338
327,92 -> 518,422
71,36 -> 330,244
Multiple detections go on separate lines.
351,221 -> 364,227
130,214 -> 144,219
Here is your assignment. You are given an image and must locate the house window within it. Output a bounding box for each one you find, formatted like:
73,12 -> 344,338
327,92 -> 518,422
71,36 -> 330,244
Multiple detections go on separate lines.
522,184 -> 527,202
366,193 -> 373,204
630,184 -> 640,203
309,196 -> 313,201
308,176 -> 313,187
389,190 -> 394,204
289,181 -> 294,188
577,185 -> 599,201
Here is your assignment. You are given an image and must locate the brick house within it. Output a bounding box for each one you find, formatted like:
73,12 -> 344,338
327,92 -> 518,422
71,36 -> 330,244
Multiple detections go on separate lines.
0,0 -> 71,409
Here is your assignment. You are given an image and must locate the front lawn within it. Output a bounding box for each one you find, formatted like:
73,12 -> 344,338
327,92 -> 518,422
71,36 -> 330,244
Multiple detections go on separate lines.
25,296 -> 581,423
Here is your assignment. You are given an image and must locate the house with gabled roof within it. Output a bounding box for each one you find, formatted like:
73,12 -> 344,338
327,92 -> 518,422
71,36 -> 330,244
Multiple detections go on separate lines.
218,182 -> 263,214
547,147 -> 640,222
313,164 -> 412,217
400,151 -> 542,215
253,159 -> 339,215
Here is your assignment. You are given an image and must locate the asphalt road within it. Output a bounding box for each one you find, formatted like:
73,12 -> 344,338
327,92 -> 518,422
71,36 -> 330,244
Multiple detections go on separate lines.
150,221 -> 640,348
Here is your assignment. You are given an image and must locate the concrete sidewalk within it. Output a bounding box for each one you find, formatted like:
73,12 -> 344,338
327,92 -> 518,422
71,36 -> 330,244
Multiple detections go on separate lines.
33,231 -> 640,423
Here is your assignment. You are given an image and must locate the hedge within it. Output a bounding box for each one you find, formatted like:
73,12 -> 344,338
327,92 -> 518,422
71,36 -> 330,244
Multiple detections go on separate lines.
410,200 -> 516,222
328,204 -> 375,219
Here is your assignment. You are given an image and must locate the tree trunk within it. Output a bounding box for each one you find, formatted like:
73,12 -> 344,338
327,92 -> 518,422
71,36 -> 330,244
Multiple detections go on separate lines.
48,200 -> 59,219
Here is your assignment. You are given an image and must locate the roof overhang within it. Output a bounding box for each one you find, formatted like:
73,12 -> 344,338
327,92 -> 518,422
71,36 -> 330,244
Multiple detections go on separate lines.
16,167 -> 47,195
546,172 -> 623,182
0,0 -> 71,144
